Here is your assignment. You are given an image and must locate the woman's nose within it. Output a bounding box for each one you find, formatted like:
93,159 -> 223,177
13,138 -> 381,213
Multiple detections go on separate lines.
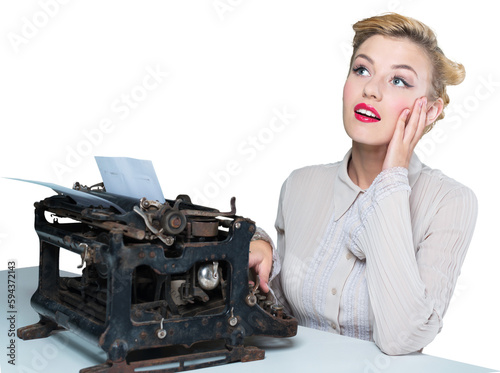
362,78 -> 382,101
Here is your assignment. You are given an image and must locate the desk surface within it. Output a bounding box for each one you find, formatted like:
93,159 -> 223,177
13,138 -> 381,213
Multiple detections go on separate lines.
0,267 -> 495,373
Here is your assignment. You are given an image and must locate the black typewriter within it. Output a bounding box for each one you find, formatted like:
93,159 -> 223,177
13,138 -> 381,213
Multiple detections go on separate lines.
17,180 -> 297,372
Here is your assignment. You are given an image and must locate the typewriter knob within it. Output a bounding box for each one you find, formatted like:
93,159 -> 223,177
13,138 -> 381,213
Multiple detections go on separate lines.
161,210 -> 187,235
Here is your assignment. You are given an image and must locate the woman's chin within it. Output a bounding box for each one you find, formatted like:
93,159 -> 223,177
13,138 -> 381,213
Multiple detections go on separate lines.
346,131 -> 392,148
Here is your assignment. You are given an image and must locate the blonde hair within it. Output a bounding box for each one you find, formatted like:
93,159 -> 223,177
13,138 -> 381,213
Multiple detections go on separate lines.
350,13 -> 465,133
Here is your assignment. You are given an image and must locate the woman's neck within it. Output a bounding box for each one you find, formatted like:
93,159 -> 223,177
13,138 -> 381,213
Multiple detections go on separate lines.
348,142 -> 388,190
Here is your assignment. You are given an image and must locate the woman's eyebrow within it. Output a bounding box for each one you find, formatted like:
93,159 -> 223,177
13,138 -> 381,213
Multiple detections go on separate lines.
391,64 -> 419,78
354,54 -> 419,79
355,54 -> 374,65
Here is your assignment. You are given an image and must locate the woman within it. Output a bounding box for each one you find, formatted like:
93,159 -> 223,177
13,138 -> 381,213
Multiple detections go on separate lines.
249,13 -> 478,355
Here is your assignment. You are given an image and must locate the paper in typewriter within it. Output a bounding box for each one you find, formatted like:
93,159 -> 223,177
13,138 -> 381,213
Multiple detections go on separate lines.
95,156 -> 165,203
5,178 -> 127,213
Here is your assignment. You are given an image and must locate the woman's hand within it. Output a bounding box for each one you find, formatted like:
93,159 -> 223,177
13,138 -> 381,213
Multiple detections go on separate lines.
382,96 -> 428,170
249,239 -> 273,293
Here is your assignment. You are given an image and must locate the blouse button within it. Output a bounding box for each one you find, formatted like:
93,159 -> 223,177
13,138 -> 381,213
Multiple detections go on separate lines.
331,288 -> 337,295
331,322 -> 337,330
346,252 -> 353,260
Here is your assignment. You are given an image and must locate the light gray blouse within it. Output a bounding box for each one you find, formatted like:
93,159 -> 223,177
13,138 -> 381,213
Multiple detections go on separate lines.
267,149 -> 478,355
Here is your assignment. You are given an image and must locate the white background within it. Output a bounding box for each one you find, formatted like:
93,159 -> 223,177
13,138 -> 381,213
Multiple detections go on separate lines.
1,0 -> 499,370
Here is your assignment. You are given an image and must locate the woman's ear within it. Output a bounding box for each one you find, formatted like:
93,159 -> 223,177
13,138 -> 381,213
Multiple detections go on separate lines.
425,97 -> 444,126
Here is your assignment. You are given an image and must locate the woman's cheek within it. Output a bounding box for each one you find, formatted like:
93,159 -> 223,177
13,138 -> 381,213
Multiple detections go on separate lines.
342,79 -> 354,103
388,97 -> 412,123
342,80 -> 355,119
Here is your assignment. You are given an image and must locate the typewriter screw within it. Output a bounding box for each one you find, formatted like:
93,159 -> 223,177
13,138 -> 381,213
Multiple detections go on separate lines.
246,294 -> 257,307
245,275 -> 260,306
156,318 -> 167,339
77,243 -> 90,269
228,307 -> 238,327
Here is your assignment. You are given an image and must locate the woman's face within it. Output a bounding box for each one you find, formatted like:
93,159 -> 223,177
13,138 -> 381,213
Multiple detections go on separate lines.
343,35 -> 433,146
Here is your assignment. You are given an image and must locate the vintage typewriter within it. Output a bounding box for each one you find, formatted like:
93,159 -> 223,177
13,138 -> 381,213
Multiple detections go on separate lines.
16,176 -> 297,372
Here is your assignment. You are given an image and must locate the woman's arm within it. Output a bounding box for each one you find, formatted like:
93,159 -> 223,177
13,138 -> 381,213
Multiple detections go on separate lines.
348,165 -> 477,355
248,180 -> 286,293
248,180 -> 291,313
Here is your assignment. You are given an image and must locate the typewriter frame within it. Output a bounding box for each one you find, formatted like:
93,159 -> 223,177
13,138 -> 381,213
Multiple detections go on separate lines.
18,190 -> 297,372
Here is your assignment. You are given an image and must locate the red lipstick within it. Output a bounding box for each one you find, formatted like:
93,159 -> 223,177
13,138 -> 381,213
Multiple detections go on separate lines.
354,103 -> 381,123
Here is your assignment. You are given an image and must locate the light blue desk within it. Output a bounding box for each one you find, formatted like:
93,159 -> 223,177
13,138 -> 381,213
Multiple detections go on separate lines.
0,267 -> 496,373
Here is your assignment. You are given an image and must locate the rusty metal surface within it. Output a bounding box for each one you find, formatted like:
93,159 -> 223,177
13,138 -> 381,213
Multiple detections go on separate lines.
80,345 -> 265,373
17,318 -> 65,340
18,188 -> 298,372
190,219 -> 219,237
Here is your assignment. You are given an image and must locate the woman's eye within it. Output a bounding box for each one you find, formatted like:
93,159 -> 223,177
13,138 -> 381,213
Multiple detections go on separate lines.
353,66 -> 370,76
392,77 -> 408,87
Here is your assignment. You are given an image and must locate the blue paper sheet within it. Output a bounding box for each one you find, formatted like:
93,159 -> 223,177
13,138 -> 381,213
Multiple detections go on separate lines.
5,178 -> 126,213
94,156 -> 165,203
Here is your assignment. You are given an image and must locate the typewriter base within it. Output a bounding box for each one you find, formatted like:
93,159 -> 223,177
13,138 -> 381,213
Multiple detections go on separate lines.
19,319 -> 265,373
17,317 -> 65,340
81,345 -> 264,373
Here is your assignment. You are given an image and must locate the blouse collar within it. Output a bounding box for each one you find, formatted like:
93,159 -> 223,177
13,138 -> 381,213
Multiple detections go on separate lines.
333,149 -> 423,221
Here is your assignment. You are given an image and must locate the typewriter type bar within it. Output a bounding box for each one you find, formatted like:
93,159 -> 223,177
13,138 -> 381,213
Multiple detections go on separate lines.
18,186 -> 297,372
